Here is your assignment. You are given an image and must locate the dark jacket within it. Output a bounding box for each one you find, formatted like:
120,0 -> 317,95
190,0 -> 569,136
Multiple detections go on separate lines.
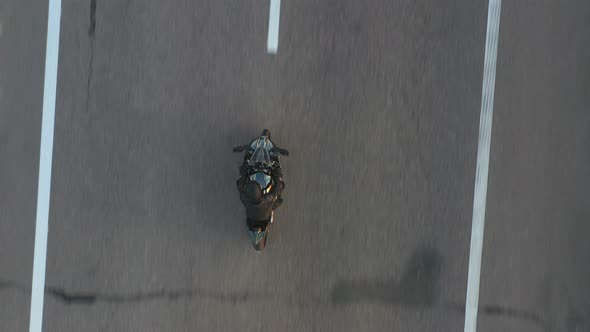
237,167 -> 284,227
240,190 -> 275,223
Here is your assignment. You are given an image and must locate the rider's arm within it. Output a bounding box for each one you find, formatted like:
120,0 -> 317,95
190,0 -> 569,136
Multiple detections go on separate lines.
236,176 -> 246,192
270,172 -> 284,197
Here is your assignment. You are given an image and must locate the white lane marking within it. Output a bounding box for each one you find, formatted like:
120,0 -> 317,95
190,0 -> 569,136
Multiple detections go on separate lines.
29,0 -> 61,331
464,1 -> 502,331
267,0 -> 281,54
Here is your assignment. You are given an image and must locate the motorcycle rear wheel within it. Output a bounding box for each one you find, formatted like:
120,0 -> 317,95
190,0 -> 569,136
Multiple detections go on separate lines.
253,233 -> 267,251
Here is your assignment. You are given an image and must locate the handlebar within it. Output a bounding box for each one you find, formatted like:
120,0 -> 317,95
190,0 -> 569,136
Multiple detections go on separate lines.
271,147 -> 289,156
233,145 -> 249,152
234,145 -> 288,157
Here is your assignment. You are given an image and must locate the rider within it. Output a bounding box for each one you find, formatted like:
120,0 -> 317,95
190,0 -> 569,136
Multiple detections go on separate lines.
236,158 -> 285,229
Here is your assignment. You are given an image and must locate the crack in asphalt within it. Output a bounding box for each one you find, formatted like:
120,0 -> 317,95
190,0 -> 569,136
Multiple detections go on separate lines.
45,286 -> 271,305
445,301 -> 547,329
85,0 -> 96,112
0,279 -> 271,305
0,277 -> 550,328
88,0 -> 96,36
480,304 -> 545,324
3,278 -> 572,330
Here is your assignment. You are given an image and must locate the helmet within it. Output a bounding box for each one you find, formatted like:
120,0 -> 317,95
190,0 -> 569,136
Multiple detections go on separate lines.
244,181 -> 263,202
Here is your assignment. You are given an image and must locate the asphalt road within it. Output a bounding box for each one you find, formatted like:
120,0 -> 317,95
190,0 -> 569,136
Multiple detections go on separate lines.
478,2 -> 590,331
0,1 -> 46,331
0,1 -> 589,331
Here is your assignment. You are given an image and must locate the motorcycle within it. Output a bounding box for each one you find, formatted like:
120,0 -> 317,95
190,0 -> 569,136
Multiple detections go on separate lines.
233,129 -> 288,251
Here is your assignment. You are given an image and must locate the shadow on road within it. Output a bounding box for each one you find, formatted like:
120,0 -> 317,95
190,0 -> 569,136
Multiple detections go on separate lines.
331,247 -> 442,307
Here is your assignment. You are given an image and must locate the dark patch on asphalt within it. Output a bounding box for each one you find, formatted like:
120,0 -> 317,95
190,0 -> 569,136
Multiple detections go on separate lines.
566,312 -> 590,331
331,247 -> 442,307
329,247 -> 551,328
0,279 -> 27,292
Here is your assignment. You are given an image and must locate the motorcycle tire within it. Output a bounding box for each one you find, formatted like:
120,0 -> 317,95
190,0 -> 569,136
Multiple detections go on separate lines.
253,233 -> 267,251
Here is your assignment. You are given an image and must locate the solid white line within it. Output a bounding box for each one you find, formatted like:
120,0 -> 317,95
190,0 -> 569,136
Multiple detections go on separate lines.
464,1 -> 502,332
29,0 -> 61,331
267,0 -> 281,53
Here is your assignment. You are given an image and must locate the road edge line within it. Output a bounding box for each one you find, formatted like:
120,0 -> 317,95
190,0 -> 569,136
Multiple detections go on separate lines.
464,1 -> 502,331
29,1 -> 62,331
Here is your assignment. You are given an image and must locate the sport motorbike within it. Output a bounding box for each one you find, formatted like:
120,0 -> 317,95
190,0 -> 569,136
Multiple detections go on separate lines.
233,129 -> 288,251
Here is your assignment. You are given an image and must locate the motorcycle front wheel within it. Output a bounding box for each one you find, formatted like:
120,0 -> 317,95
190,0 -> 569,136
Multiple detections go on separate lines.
261,129 -> 271,139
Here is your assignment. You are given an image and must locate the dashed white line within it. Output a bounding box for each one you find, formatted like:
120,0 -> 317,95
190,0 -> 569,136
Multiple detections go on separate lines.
267,0 -> 281,54
464,1 -> 502,332
29,0 -> 61,331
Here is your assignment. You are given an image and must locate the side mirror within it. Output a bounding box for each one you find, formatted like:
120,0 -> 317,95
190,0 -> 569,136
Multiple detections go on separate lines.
271,147 -> 289,156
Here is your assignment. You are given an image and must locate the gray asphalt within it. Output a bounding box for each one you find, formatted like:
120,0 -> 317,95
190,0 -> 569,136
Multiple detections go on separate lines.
478,2 -> 590,331
0,1 -> 588,331
0,0 -> 47,330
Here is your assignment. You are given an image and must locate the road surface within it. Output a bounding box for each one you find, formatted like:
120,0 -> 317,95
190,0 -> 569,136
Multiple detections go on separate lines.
1,0 -> 589,331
